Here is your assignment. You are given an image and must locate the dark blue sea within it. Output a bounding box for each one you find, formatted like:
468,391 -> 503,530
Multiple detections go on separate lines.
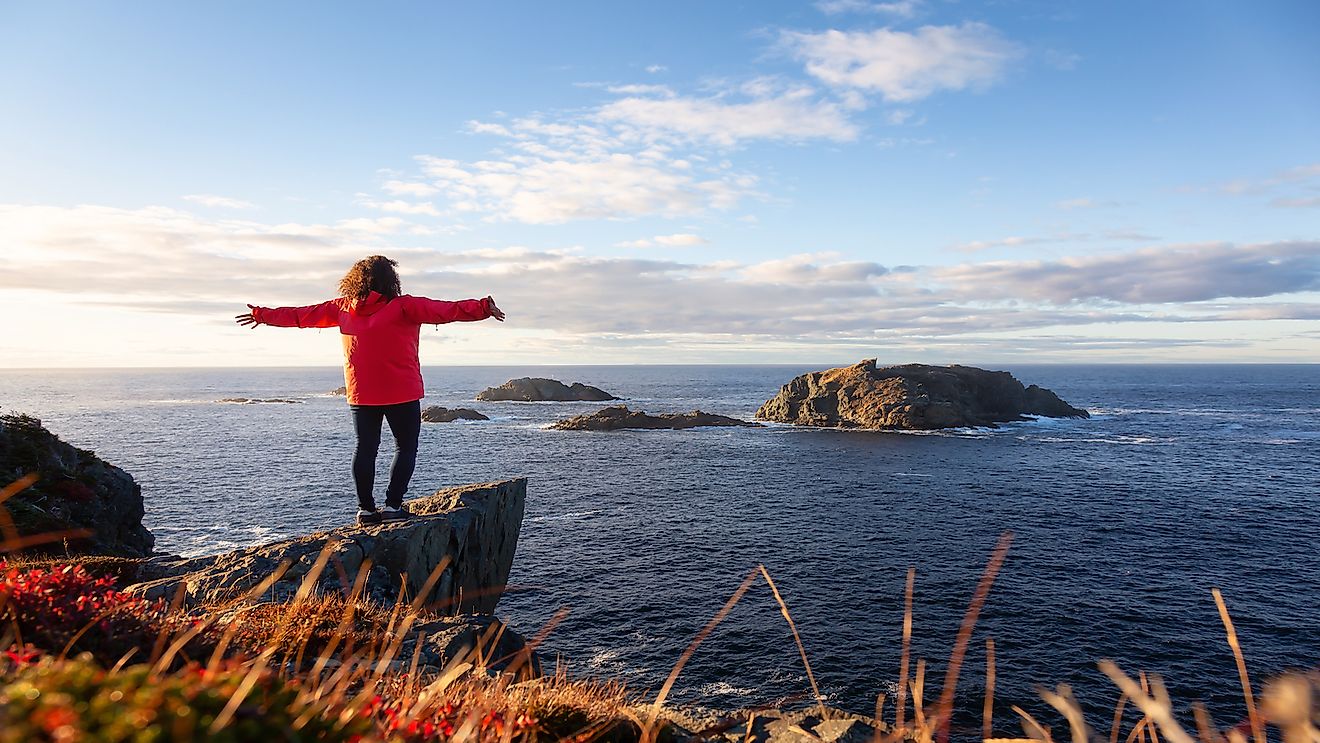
2,364 -> 1317,732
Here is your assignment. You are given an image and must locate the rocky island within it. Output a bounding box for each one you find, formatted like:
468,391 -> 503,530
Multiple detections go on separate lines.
550,405 -> 759,431
477,377 -> 619,402
421,405 -> 490,422
756,359 -> 1089,430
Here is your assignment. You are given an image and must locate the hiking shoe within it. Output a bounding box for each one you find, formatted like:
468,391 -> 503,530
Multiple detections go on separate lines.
357,509 -> 383,526
380,505 -> 413,521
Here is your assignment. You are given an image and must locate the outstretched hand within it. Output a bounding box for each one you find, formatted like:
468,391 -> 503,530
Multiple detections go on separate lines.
485,296 -> 506,322
235,304 -> 261,329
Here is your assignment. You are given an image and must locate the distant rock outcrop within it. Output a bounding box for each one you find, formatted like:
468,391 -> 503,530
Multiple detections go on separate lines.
127,479 -> 526,611
755,360 -> 1089,430
421,406 -> 490,423
0,413 -> 155,557
550,406 -> 760,431
477,378 -> 618,402
330,386 -> 347,396
218,398 -> 301,404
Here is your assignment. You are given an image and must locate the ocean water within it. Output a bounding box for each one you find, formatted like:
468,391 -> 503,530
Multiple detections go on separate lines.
2,364 -> 1318,732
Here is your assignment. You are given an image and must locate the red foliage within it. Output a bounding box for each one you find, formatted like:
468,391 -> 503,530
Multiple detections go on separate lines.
362,694 -> 538,741
0,561 -> 165,657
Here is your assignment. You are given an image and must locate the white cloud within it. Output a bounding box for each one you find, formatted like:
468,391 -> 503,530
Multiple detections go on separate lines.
415,151 -> 751,225
333,216 -> 407,235
645,64 -> 667,74
382,180 -> 440,197
182,194 -> 255,209
596,88 -> 859,145
616,233 -> 710,248
816,0 -> 920,18
357,198 -> 442,216
885,108 -> 915,125
654,233 -> 709,246
936,241 -> 1320,304
606,84 -> 674,97
465,120 -> 513,137
3,204 -> 1318,364
784,23 -> 1022,102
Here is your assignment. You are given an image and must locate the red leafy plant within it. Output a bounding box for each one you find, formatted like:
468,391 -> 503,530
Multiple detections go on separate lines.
0,562 -> 192,664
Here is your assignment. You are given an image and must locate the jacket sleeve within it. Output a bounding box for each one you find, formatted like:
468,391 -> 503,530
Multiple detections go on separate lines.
401,295 -> 492,325
251,299 -> 342,328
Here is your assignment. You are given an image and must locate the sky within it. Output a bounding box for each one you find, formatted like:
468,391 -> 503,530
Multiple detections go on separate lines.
2,0 -> 1318,367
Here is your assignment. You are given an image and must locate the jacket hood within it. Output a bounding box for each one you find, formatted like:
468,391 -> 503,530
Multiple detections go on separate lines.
346,291 -> 391,316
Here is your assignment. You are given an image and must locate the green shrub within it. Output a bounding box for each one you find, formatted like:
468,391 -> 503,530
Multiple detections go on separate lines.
0,655 -> 372,743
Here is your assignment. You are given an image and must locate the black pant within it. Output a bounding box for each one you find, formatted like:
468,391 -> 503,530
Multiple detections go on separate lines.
350,400 -> 421,511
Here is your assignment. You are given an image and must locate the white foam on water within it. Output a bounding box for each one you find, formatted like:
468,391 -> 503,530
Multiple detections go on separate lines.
529,509 -> 603,523
695,681 -> 756,698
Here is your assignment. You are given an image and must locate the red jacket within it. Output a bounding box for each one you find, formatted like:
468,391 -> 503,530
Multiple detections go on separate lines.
252,292 -> 492,406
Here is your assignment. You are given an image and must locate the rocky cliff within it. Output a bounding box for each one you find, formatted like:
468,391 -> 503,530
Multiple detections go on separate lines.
0,413 -> 154,557
127,479 -> 526,612
756,360 -> 1089,430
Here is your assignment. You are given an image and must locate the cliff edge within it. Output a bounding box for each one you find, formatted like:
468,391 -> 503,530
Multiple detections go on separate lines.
0,413 -> 154,557
127,479 -> 526,612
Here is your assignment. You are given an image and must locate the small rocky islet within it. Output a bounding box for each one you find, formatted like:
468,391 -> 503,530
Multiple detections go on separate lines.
421,405 -> 490,423
755,359 -> 1088,430
549,405 -> 760,431
476,377 -> 619,402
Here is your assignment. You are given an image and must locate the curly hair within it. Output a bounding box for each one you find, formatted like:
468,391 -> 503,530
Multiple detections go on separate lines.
339,255 -> 402,300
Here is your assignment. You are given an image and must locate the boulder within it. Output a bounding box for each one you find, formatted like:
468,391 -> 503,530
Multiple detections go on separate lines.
126,479 -> 526,612
401,614 -> 541,677
755,360 -> 1089,430
421,406 -> 490,423
0,413 -> 154,557
654,706 -> 887,743
550,406 -> 760,431
330,386 -> 347,396
476,378 -> 618,402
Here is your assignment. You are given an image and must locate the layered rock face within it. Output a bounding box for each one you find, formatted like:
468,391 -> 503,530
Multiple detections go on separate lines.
421,406 -> 490,423
477,378 -> 618,402
128,479 -> 526,612
550,406 -> 759,431
0,413 -> 154,557
755,360 -> 1089,430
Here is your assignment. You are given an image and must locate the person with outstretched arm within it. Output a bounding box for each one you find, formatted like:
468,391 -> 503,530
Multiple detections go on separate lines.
236,255 -> 505,525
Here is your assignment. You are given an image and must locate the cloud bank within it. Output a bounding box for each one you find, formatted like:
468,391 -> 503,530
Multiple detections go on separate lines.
4,204 -> 1317,357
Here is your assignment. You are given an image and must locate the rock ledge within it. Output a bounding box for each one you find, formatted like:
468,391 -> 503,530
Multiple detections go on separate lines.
127,479 -> 526,611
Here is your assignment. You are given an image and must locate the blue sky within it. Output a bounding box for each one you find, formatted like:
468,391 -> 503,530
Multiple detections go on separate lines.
2,1 -> 1318,366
